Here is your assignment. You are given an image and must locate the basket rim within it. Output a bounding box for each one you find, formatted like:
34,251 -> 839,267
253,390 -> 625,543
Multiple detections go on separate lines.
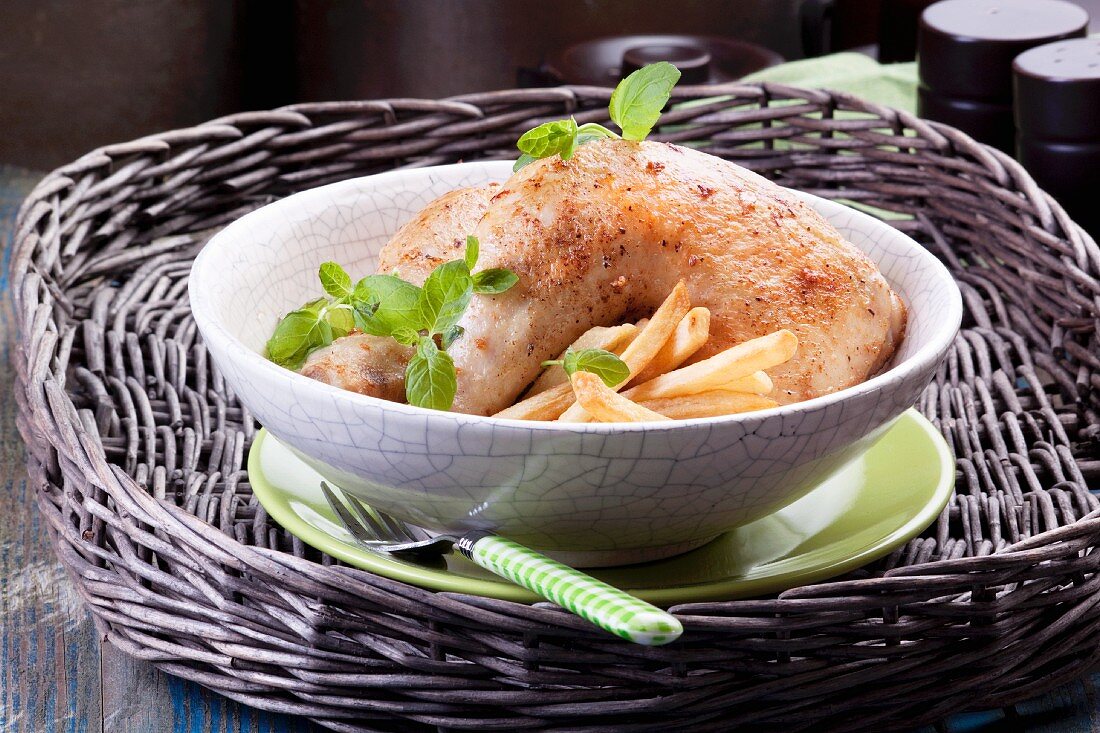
11,84 -> 1094,574
9,84 -> 1100,732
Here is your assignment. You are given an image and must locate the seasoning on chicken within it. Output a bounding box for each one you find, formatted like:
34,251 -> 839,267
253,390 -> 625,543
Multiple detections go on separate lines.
301,139 -> 906,416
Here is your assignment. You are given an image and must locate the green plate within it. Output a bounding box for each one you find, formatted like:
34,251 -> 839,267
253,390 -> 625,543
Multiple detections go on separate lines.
248,408 -> 954,604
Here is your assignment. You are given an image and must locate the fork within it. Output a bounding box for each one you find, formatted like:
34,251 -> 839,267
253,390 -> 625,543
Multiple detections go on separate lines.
320,482 -> 682,646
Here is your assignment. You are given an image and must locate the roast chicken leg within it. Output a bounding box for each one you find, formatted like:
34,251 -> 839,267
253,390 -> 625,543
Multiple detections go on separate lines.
302,139 -> 906,416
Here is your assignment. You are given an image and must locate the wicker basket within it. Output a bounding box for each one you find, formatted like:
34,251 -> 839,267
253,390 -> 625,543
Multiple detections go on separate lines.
12,84 -> 1100,732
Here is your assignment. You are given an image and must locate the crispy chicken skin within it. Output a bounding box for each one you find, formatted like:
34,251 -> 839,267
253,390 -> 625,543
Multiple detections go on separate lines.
378,184 -> 501,282
302,140 -> 906,415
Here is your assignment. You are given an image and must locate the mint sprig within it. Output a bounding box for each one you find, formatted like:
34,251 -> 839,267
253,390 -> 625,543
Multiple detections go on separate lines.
353,274 -> 421,337
513,61 -> 681,171
473,268 -> 519,294
513,153 -> 538,172
405,337 -> 457,412
266,306 -> 332,370
420,260 -> 474,335
463,234 -> 479,270
514,119 -> 618,172
266,296 -> 354,370
542,347 -> 630,388
319,262 -> 353,298
609,61 -> 681,141
517,117 -> 580,159
266,236 -> 517,411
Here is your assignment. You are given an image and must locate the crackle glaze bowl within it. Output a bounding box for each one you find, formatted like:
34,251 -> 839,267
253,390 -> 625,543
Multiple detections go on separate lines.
189,160 -> 962,567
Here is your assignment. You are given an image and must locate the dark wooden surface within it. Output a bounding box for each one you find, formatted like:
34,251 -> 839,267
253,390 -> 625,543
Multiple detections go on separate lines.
0,164 -> 1097,732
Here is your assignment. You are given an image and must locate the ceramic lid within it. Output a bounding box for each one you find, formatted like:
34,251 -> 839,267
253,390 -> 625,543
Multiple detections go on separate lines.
544,35 -> 783,86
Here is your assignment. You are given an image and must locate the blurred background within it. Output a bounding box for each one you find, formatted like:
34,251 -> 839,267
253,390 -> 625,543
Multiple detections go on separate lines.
2,0 -> 1098,170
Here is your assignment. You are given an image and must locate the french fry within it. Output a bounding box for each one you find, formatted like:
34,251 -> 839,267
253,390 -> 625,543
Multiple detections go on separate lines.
640,391 -> 779,419
726,371 -> 773,395
499,284 -> 688,420
493,382 -> 576,420
557,280 -> 692,421
568,372 -> 671,423
617,281 -> 691,375
526,323 -> 639,396
623,330 -> 798,403
563,366 -> 775,422
629,307 -> 710,386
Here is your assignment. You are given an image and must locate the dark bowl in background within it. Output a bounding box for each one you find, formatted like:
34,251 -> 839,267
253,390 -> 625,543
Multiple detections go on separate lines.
541,34 -> 784,86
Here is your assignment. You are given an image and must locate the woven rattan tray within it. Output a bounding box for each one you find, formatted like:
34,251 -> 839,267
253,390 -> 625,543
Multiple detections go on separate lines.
12,84 -> 1100,732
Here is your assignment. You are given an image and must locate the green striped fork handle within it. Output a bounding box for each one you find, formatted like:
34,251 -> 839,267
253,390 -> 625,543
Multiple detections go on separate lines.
456,532 -> 683,646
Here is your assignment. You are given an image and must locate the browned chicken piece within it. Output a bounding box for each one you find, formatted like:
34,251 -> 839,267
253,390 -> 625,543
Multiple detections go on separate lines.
302,139 -> 907,415
378,183 -> 501,282
300,335 -> 414,402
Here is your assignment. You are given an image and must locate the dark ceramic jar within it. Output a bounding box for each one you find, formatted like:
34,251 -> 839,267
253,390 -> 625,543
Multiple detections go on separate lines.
917,0 -> 1088,152
1015,37 -> 1100,237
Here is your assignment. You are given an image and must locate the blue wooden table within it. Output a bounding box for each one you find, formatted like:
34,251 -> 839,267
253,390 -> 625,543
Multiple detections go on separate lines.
1,163 -> 1097,732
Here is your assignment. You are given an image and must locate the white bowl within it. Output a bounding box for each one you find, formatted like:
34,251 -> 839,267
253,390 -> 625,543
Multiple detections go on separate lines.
189,161 -> 961,567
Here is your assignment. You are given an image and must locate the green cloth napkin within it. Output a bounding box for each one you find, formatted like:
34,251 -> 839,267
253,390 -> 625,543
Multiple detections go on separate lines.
743,52 -> 918,114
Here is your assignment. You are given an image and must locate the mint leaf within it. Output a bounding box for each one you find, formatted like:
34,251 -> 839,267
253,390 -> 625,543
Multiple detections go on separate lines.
513,153 -> 538,172
512,62 -> 680,167
319,262 -> 353,298
514,120 -> 617,170
405,337 -> 457,410
300,297 -> 329,313
517,117 -> 579,160
266,308 -> 332,369
608,61 -> 681,141
575,122 -> 619,146
441,324 -> 464,349
324,304 -> 355,338
562,347 -> 630,387
575,130 -> 611,147
473,268 -> 519,295
464,235 -> 479,270
419,260 -> 473,334
353,274 -> 424,336
390,327 -> 421,346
